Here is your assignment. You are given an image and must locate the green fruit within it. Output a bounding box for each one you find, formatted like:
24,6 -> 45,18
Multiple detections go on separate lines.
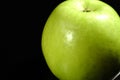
41,0 -> 120,80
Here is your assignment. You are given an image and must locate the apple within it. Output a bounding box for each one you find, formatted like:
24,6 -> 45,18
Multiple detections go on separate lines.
41,0 -> 120,80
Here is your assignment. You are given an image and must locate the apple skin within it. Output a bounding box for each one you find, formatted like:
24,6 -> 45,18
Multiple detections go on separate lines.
41,0 -> 120,80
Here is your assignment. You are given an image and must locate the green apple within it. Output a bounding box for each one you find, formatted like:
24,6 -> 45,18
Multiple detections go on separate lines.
41,0 -> 120,80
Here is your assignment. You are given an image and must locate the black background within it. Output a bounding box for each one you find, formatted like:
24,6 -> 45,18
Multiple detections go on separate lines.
7,0 -> 120,80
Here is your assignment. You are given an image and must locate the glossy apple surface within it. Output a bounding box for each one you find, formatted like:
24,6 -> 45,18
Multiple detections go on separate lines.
42,0 -> 120,80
